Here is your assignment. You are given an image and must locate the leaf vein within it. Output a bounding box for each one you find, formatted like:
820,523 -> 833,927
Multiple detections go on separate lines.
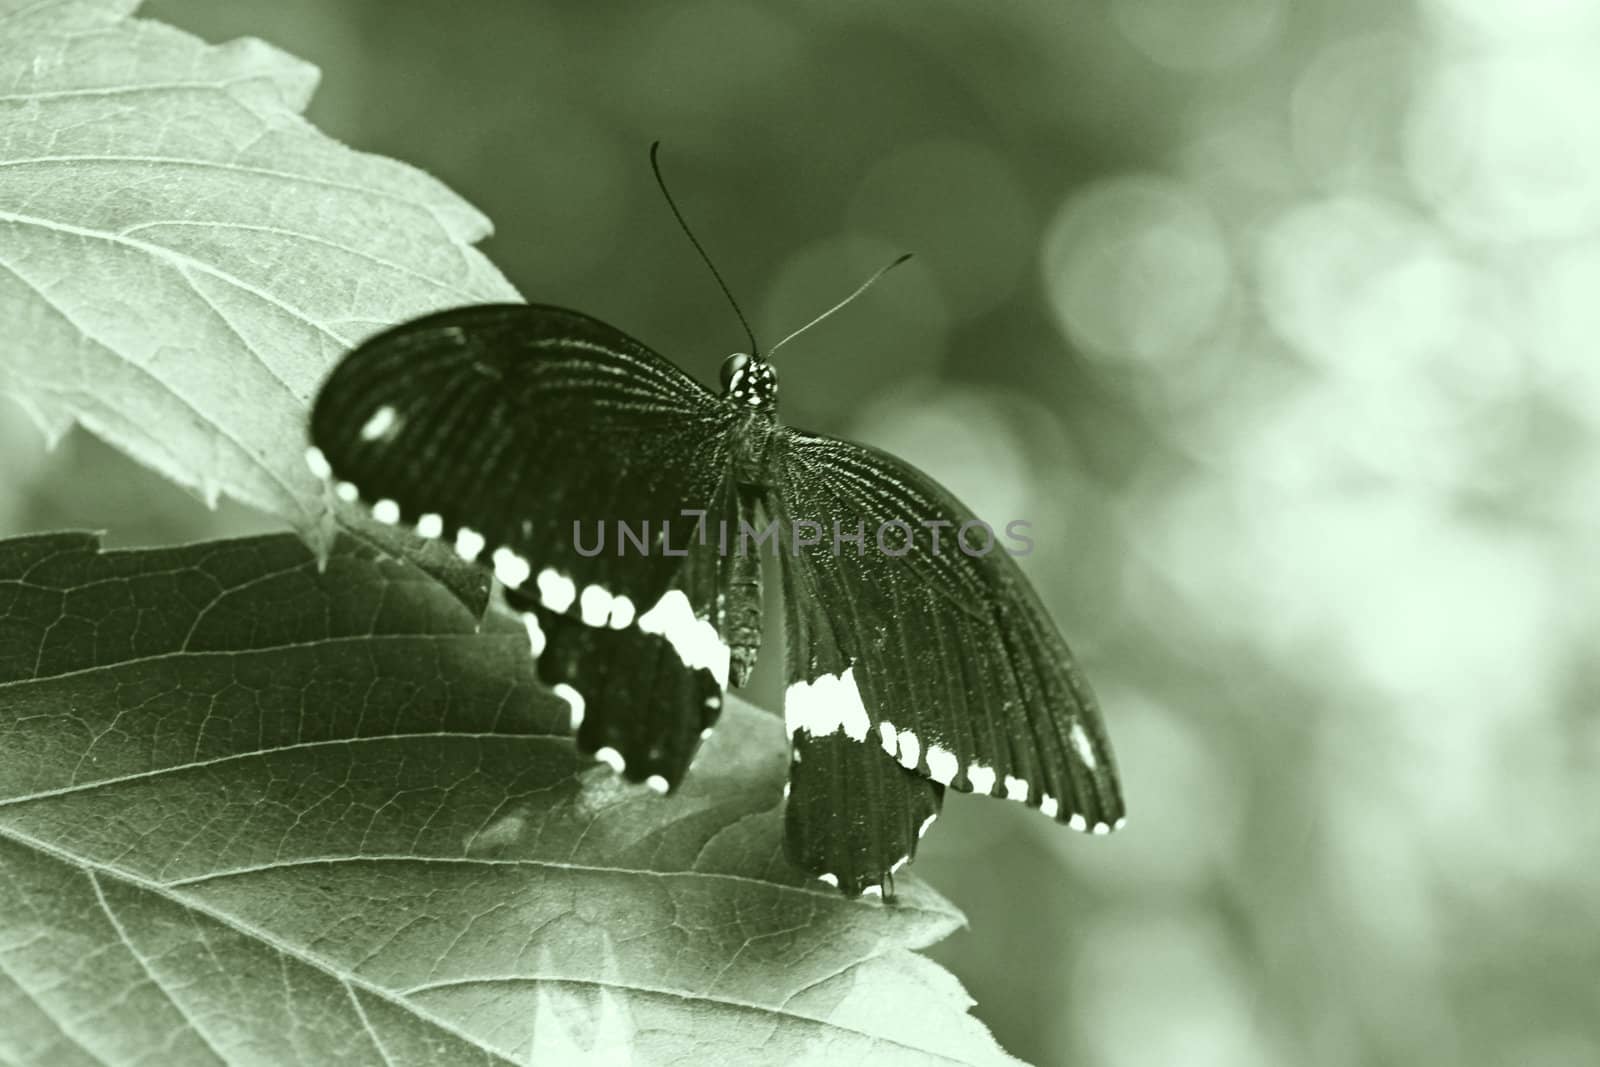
401,976 -> 975,1064
88,870 -> 230,1066
0,729 -> 565,809
0,824 -> 524,1066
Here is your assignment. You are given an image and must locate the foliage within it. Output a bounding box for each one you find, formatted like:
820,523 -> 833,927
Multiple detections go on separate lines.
0,532 -> 1009,1065
0,3 -> 1016,1063
0,0 -> 511,545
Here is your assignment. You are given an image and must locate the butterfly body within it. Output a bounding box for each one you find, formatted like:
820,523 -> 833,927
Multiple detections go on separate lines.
308,301 -> 1124,898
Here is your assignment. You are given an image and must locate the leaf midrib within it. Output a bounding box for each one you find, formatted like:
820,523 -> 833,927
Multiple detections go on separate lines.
0,156 -> 441,216
0,631 -> 505,695
0,204 -> 350,351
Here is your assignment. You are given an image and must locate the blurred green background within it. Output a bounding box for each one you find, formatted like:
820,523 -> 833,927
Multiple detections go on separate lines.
6,1 -> 1597,1063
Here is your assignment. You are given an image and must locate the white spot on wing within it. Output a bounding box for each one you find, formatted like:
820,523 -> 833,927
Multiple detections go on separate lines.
1040,795 -> 1060,819
645,774 -> 669,795
492,547 -> 531,588
304,446 -> 332,479
1070,721 -> 1098,770
966,764 -> 996,795
896,729 -> 920,770
890,855 -> 910,873
415,513 -> 443,539
784,666 -> 871,741
878,720 -> 897,755
455,526 -> 485,562
371,499 -> 400,525
1092,821 -> 1111,835
537,568 -> 577,614
925,745 -> 958,785
1004,775 -> 1029,802
552,682 -> 584,729
917,813 -> 937,838
521,612 -> 547,658
1114,815 -> 1127,831
608,595 -> 635,629
818,872 -> 839,888
638,589 -> 730,687
1068,814 -> 1088,832
335,481 -> 359,503
359,405 -> 400,441
861,884 -> 883,899
580,584 -> 613,627
594,746 -> 625,773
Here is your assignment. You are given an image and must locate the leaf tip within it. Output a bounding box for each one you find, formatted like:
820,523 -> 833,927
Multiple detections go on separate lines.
210,35 -> 321,113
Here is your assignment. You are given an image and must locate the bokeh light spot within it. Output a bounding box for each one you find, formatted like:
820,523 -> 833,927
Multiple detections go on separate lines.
1407,54 -> 1600,241
1070,912 -> 1271,1067
1419,0 -> 1600,40
1529,242 -> 1600,423
1290,34 -> 1414,190
1256,196 -> 1468,378
1113,0 -> 1283,72
1042,175 -> 1232,371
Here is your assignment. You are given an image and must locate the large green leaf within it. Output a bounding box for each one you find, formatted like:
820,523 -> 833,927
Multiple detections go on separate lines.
0,532 -> 1017,1066
0,0 -> 517,547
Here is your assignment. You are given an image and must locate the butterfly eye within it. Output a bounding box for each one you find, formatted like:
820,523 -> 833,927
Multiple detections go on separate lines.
720,352 -> 751,391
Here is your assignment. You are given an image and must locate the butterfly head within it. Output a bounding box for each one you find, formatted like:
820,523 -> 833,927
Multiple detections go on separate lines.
721,352 -> 778,414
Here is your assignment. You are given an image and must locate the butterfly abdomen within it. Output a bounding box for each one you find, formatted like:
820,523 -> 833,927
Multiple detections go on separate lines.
719,484 -> 768,687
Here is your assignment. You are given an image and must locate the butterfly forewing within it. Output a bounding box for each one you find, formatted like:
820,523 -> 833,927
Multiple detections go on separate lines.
310,305 -> 732,594
309,303 -> 747,787
774,427 -> 1125,864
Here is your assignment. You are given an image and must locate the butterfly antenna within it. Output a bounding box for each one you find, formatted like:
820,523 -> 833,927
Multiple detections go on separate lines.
650,141 -> 761,358
766,252 -> 913,360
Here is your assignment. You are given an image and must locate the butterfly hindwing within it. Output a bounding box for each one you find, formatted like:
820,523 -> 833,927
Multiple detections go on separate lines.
779,540 -> 947,895
509,602 -> 723,791
502,476 -> 745,789
774,427 -> 1124,861
786,729 -> 943,898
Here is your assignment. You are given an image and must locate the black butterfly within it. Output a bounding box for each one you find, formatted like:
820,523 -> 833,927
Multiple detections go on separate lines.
306,152 -> 1124,898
